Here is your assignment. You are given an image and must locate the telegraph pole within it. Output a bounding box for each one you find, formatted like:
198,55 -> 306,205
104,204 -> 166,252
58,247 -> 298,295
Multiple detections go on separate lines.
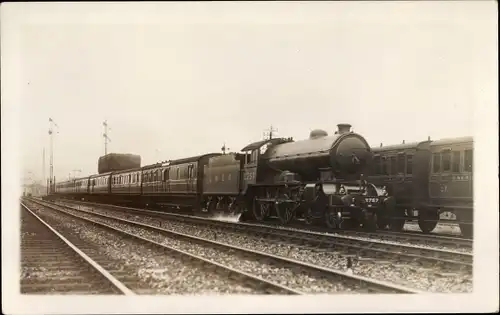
263,125 -> 278,140
42,147 -> 45,190
103,120 -> 111,155
48,118 -> 59,194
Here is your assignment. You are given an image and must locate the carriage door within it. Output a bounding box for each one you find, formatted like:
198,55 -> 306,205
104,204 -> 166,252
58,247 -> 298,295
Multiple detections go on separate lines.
187,164 -> 195,193
242,149 -> 258,192
438,148 -> 454,199
464,149 -> 473,200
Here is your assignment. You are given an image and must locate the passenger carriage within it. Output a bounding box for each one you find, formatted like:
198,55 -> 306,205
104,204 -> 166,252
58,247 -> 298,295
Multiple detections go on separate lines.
367,136 -> 473,237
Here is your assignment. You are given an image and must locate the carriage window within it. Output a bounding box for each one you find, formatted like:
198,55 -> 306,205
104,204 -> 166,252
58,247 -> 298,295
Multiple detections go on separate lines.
397,154 -> 405,174
373,156 -> 381,175
176,168 -> 180,179
452,151 -> 460,172
432,153 -> 441,173
381,157 -> 388,175
442,150 -> 451,172
228,173 -> 231,181
464,149 -> 473,172
406,154 -> 413,175
390,156 -> 397,175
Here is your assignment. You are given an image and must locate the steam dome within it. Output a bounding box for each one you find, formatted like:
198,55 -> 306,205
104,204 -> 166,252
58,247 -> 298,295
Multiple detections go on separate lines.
309,129 -> 329,139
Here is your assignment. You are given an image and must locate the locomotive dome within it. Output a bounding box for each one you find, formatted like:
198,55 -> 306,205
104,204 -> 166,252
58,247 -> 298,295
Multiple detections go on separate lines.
309,129 -> 329,139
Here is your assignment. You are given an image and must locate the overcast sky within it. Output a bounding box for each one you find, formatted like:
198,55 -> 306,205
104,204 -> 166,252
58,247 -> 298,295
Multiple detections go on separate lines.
2,1 -> 497,184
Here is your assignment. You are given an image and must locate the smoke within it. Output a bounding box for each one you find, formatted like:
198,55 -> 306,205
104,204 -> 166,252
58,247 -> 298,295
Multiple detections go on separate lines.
209,212 -> 242,223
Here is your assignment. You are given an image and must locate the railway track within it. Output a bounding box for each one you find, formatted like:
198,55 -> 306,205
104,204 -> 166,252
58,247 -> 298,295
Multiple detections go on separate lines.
20,203 -> 133,295
50,199 -> 473,269
251,220 -> 472,251
51,198 -> 473,249
26,198 -> 423,294
23,200 -> 303,295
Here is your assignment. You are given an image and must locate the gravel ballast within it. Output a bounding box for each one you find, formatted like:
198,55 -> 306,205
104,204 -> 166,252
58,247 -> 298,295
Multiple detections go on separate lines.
50,206 -> 394,294
58,201 -> 472,254
28,205 -> 262,295
55,203 -> 472,293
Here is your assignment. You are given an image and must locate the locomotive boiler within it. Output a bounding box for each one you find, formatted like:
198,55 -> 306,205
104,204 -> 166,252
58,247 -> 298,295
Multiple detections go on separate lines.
244,124 -> 393,230
263,124 -> 373,181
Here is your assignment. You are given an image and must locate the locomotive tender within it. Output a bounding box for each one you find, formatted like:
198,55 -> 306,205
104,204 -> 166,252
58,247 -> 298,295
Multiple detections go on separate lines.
366,136 -> 473,237
52,124 -> 393,231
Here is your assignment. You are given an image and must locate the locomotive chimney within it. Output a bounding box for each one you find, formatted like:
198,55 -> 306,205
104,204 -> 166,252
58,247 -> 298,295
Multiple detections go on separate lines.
402,140 -> 405,144
337,124 -> 352,134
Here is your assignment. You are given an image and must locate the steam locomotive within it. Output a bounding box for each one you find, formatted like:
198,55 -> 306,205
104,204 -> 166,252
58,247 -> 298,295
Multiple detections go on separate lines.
52,124 -> 393,231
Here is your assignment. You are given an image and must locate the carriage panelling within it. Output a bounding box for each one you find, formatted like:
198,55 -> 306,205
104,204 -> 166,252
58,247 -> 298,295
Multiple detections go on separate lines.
74,178 -> 89,194
367,141 -> 431,208
89,173 -> 111,194
428,137 -> 473,208
141,154 -> 220,196
142,164 -> 198,195
55,180 -> 75,194
111,169 -> 141,195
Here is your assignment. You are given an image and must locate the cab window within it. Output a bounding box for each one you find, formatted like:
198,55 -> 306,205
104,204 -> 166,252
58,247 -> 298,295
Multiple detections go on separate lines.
432,153 -> 441,173
373,156 -> 381,175
381,157 -> 388,175
452,151 -> 460,172
464,149 -> 473,172
442,150 -> 451,172
390,156 -> 397,175
406,154 -> 413,175
397,154 -> 405,174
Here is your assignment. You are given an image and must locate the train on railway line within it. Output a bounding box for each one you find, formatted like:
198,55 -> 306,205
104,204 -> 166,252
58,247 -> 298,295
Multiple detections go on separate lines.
46,124 -> 474,237
366,136 -> 473,237
48,124 -> 395,231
